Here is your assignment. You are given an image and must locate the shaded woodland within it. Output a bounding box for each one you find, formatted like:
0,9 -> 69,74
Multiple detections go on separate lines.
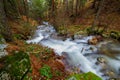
0,0 -> 120,41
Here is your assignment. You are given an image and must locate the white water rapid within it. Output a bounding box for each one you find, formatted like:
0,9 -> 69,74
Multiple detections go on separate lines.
27,22 -> 120,80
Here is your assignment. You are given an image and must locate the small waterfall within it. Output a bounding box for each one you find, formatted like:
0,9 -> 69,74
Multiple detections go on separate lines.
27,22 -> 120,80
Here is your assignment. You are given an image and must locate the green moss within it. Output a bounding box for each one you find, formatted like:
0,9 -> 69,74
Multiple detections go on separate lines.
86,26 -> 104,35
39,65 -> 52,79
13,34 -> 24,40
66,72 -> 102,80
110,30 -> 120,39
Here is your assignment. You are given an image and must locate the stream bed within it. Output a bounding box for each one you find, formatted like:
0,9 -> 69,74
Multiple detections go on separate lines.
27,22 -> 120,80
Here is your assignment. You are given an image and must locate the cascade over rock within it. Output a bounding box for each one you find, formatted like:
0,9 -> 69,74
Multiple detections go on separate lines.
27,22 -> 120,80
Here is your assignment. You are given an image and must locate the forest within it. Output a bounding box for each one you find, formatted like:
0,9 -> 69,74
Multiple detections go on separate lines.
0,0 -> 120,80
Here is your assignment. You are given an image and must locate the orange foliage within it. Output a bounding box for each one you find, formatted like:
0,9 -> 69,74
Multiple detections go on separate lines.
30,55 -> 41,80
21,15 -> 38,26
6,44 -> 20,53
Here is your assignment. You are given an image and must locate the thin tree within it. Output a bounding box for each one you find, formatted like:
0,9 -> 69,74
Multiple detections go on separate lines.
75,0 -> 79,16
91,0 -> 105,33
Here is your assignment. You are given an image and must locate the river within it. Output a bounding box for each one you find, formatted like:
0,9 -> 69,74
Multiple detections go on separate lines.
27,22 -> 120,80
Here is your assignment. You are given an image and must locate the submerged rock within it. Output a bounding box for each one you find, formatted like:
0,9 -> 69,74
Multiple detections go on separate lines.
97,57 -> 106,63
106,71 -> 116,78
74,34 -> 84,40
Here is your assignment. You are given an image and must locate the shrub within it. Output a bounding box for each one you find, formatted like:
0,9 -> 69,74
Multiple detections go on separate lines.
39,65 -> 52,79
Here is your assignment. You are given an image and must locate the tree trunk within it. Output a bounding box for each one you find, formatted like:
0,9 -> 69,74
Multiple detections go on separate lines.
92,0 -> 97,8
69,0 -> 74,16
52,0 -> 55,13
75,0 -> 79,16
23,0 -> 29,22
91,0 -> 105,32
65,0 -> 69,14
0,0 -> 12,41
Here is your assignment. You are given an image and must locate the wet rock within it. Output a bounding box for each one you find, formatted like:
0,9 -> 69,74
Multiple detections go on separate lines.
51,33 -> 67,40
71,66 -> 81,74
97,57 -> 106,63
88,36 -> 103,45
102,33 -> 109,38
62,52 -> 68,58
106,71 -> 116,78
55,55 -> 65,60
74,34 -> 83,40
89,46 -> 95,52
88,37 -> 98,45
110,31 -> 120,40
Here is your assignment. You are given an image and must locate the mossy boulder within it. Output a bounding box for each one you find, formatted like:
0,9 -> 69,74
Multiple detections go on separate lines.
110,31 -> 120,40
66,72 -> 102,80
86,27 -> 105,35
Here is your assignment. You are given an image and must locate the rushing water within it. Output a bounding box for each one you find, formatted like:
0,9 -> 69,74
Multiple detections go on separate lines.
27,22 -> 120,80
